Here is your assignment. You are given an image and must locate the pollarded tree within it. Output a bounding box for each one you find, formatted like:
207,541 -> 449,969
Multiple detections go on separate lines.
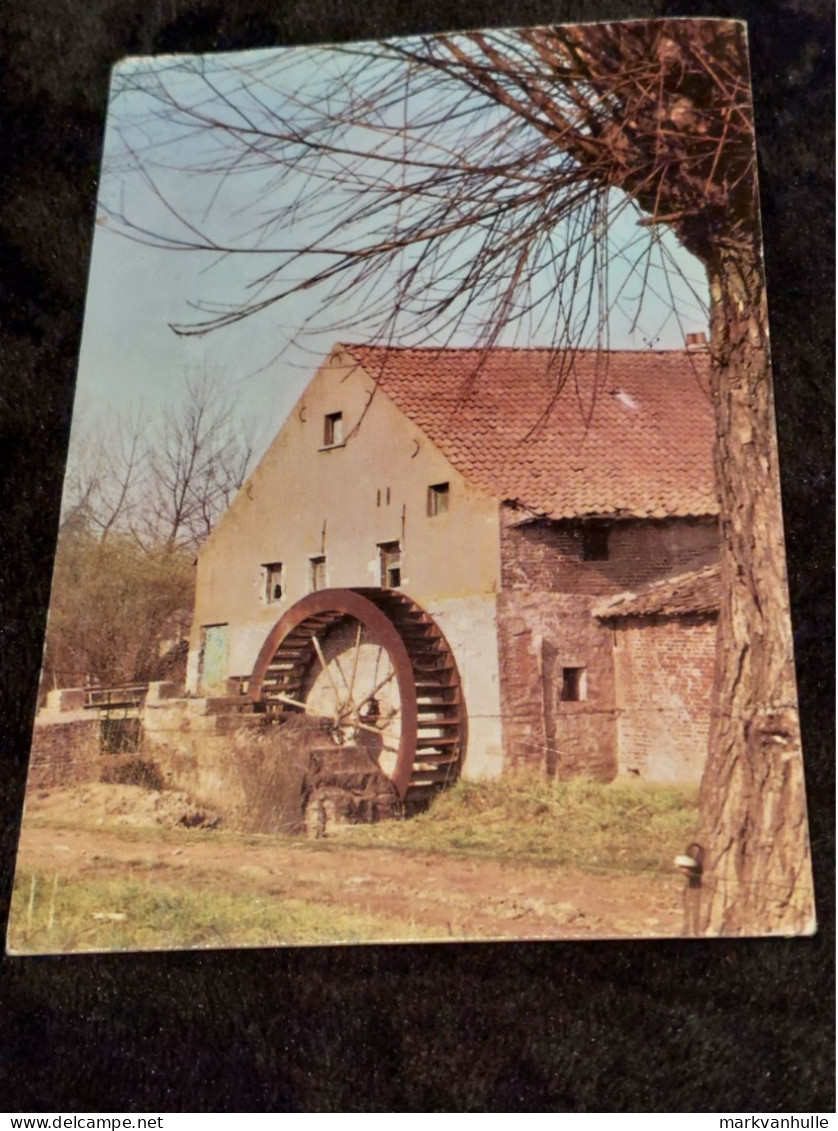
106,20 -> 813,934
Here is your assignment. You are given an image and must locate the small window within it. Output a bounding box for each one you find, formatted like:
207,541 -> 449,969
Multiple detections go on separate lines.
323,412 -> 343,447
427,482 -> 450,516
310,555 -> 327,592
378,541 -> 401,589
561,667 -> 586,702
262,562 -> 284,603
582,525 -> 609,561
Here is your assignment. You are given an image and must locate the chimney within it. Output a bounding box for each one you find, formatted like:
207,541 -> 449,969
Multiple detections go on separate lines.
685,331 -> 708,350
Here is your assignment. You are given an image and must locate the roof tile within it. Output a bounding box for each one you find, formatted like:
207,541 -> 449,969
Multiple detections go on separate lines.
593,563 -> 721,619
344,344 -> 717,519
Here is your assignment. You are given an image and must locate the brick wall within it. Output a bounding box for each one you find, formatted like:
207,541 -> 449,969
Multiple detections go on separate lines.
612,613 -> 717,783
496,509 -> 718,780
500,512 -> 718,597
497,591 -> 617,779
27,717 -> 101,789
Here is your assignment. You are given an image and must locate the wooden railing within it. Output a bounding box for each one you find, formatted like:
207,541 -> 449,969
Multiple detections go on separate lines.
84,684 -> 149,712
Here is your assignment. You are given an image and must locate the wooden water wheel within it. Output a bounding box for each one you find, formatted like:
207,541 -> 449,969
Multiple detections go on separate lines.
248,588 -> 466,804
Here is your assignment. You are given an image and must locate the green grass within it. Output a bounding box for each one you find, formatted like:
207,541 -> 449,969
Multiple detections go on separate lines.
7,868 -> 440,954
344,774 -> 698,875
10,775 -> 697,952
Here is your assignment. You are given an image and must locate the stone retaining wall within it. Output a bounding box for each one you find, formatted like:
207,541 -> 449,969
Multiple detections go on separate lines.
28,687 -> 399,833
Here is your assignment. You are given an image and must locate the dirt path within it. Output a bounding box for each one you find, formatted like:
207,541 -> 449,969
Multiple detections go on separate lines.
14,785 -> 686,943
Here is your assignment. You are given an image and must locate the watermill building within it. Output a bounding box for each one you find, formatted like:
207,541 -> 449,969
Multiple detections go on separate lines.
188,342 -> 720,801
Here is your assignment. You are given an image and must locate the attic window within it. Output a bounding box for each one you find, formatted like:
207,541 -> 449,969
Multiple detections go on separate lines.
427,482 -> 450,516
262,562 -> 284,603
561,667 -> 586,702
310,555 -> 327,592
323,412 -> 343,447
378,541 -> 401,589
582,525 -> 609,561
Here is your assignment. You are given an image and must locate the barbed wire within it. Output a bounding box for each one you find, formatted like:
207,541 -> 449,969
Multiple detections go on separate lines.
30,698 -> 803,728
24,712 -> 805,771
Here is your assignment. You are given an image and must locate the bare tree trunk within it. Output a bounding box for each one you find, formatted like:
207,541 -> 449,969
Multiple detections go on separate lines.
696,246 -> 815,935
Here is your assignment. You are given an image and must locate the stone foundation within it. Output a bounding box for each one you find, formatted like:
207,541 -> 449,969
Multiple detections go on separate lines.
27,689 -> 400,834
303,741 -> 401,836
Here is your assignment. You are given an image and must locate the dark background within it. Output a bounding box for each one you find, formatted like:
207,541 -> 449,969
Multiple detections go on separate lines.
0,0 -> 833,1113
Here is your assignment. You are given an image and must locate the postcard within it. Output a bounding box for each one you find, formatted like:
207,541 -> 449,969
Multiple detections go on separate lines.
8,19 -> 815,954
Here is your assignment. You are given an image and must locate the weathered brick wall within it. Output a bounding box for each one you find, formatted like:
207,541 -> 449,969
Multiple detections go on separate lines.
496,511 -> 718,780
501,513 -> 718,597
612,613 -> 717,783
27,717 -> 101,789
497,592 -> 617,779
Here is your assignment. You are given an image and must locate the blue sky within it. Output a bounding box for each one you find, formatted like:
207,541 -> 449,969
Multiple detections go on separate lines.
71,36 -> 710,464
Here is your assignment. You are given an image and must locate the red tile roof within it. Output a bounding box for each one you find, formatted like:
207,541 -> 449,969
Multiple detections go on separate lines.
344,344 -> 717,519
593,563 -> 721,619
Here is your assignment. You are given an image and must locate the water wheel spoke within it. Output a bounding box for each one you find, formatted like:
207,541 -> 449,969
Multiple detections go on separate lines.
271,691 -> 318,715
366,666 -> 396,701
311,634 -> 342,708
330,651 -> 353,700
347,621 -> 363,705
370,646 -> 384,687
355,720 -> 391,738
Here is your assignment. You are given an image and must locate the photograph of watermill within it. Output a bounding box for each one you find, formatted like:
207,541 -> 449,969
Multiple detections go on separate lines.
8,18 -> 815,953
